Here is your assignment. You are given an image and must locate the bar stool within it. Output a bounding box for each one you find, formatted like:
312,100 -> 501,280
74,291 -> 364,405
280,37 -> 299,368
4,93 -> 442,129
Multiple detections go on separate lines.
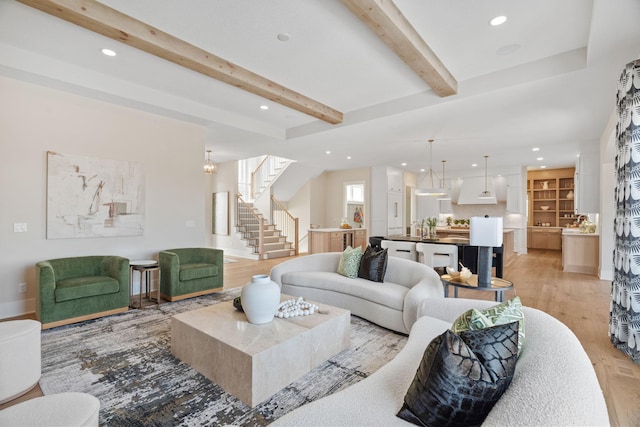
381,240 -> 418,261
416,243 -> 458,271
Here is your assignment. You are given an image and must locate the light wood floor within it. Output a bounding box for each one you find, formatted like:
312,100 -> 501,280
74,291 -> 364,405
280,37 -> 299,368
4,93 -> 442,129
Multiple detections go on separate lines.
3,250 -> 639,426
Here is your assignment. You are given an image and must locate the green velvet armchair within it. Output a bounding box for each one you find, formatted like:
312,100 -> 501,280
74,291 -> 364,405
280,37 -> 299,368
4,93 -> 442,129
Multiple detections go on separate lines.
36,256 -> 130,329
159,248 -> 224,301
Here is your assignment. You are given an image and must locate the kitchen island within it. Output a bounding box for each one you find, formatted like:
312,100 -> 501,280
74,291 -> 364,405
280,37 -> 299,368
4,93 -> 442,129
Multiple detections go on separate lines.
562,229 -> 599,275
382,229 -> 515,278
434,227 -> 516,265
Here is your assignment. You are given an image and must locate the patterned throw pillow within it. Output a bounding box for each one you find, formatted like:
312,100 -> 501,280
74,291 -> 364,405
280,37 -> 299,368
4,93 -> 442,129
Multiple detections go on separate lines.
337,246 -> 363,278
358,246 -> 388,282
397,322 -> 519,426
451,296 -> 526,356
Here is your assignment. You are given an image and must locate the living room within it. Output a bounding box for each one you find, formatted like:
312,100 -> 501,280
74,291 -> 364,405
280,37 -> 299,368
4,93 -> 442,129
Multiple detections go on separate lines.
2,0 -> 640,425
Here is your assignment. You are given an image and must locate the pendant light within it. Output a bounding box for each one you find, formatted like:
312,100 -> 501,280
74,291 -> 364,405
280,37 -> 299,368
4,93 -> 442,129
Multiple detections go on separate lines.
478,155 -> 493,198
415,139 -> 448,197
204,149 -> 217,174
437,160 -> 451,201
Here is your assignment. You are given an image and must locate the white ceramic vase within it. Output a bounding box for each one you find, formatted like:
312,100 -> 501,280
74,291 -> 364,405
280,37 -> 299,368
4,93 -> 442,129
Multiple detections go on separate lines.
241,274 -> 281,324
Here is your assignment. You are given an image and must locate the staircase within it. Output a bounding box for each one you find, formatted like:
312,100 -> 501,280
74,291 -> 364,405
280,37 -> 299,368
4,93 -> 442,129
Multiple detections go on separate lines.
235,198 -> 296,260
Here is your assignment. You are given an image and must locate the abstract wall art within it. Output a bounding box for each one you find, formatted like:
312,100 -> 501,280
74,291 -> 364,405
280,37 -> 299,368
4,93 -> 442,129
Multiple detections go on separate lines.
46,151 -> 145,239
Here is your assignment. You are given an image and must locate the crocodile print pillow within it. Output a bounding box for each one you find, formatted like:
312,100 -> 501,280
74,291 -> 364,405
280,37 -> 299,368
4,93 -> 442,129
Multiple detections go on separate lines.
452,296 -> 526,356
358,246 -> 388,282
397,322 -> 519,427
336,246 -> 363,278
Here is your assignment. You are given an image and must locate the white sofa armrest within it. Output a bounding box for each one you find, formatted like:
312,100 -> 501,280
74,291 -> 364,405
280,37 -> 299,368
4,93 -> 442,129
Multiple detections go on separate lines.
402,269 -> 444,331
418,297 -> 497,323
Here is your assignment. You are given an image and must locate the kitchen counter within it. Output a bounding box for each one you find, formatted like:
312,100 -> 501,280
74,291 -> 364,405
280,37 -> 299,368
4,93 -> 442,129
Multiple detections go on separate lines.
562,228 -> 599,236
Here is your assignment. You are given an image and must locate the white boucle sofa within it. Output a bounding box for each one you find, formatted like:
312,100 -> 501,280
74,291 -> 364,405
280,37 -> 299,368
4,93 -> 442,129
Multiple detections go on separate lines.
272,297 -> 610,427
269,252 -> 444,334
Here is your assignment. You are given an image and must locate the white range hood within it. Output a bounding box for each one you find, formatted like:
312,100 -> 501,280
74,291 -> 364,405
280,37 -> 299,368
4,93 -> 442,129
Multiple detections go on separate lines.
456,176 -> 497,205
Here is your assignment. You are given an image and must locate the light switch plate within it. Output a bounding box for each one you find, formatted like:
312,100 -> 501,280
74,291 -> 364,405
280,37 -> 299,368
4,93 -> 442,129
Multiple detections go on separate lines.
13,223 -> 27,232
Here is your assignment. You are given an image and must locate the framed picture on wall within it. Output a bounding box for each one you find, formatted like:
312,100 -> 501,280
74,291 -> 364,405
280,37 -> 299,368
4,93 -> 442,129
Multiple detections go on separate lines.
212,192 -> 229,235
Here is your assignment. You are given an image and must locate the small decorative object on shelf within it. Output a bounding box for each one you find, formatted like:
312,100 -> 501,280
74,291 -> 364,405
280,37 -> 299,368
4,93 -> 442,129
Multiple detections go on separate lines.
275,297 -> 320,318
241,274 -> 281,324
233,296 -> 243,312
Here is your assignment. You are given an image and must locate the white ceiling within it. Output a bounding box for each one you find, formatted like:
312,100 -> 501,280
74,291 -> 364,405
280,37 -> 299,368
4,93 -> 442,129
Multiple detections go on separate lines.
1,0 -> 639,176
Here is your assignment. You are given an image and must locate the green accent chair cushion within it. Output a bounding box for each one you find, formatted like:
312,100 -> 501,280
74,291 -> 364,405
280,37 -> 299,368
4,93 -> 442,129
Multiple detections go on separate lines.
36,256 -> 129,327
159,248 -> 223,300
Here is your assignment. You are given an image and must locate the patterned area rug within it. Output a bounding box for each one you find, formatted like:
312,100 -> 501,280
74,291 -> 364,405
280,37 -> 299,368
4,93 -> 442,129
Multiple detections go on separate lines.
39,289 -> 407,426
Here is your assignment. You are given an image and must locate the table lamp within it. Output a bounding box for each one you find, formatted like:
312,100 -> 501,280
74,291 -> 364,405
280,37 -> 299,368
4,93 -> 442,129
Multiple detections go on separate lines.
470,215 -> 503,287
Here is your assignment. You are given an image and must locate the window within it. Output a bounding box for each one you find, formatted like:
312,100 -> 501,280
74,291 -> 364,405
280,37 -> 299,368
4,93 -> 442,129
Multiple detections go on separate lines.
346,183 -> 364,203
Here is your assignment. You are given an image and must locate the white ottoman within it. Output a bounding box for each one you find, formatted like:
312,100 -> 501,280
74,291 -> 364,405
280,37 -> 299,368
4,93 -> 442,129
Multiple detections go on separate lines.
0,392 -> 100,426
0,319 -> 41,404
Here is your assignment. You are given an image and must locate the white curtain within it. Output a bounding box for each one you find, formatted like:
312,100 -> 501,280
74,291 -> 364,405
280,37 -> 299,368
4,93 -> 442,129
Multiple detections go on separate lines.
611,59 -> 640,365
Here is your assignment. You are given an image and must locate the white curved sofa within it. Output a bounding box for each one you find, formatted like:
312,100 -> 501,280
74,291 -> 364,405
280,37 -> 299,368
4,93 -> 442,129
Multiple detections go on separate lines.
269,252 -> 443,334
272,297 -> 610,427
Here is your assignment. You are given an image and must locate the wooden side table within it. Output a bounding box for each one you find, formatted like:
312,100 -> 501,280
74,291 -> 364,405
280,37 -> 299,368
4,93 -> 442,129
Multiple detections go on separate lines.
130,260 -> 161,309
440,274 -> 513,302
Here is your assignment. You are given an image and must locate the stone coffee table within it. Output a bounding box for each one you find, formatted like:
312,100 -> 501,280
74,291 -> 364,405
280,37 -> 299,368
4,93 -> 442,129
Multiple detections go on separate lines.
171,295 -> 351,407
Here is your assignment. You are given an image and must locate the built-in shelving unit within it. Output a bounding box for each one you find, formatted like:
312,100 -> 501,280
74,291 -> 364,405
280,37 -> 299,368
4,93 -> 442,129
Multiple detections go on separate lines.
527,168 -> 576,228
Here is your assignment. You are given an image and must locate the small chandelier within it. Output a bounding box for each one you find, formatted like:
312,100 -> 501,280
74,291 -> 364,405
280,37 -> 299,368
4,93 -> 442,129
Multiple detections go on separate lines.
204,149 -> 217,174
415,139 -> 448,197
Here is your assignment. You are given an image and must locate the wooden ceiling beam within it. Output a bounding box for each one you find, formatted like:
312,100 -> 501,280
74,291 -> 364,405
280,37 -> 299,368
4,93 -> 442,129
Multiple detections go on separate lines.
341,0 -> 458,97
17,0 -> 344,124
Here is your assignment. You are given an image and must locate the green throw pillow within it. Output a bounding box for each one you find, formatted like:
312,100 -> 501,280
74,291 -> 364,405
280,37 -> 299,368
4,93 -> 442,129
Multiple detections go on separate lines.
337,246 -> 363,278
451,296 -> 526,356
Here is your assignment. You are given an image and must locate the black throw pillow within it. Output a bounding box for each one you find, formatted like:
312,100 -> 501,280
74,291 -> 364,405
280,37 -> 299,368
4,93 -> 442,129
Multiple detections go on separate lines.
358,245 -> 388,282
397,322 -> 519,427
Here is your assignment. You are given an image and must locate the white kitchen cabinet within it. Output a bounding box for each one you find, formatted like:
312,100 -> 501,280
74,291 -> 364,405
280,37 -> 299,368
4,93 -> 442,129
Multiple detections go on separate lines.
387,167 -> 403,192
387,191 -> 403,235
370,166 -> 405,236
506,186 -> 521,213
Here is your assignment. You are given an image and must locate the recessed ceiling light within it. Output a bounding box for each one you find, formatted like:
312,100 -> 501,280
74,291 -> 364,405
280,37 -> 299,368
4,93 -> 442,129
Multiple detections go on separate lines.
101,48 -> 116,57
496,44 -> 520,55
277,33 -> 291,42
490,16 -> 507,26
537,157 -> 544,161
532,147 -> 540,152
325,150 -> 331,155
347,156 -> 352,160
540,165 -> 547,169
420,168 -> 426,172
472,163 -> 478,167
401,162 -> 407,166
260,105 -> 269,110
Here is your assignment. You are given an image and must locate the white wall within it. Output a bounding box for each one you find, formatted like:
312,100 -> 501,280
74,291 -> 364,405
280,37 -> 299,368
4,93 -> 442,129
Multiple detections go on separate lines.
287,181 -> 312,253
322,168 -> 371,229
599,111 -> 617,280
0,76 -> 207,319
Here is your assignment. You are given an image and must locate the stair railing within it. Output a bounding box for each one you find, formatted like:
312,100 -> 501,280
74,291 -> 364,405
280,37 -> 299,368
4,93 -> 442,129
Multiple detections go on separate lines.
250,155 -> 290,200
271,195 -> 299,256
236,194 -> 265,256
